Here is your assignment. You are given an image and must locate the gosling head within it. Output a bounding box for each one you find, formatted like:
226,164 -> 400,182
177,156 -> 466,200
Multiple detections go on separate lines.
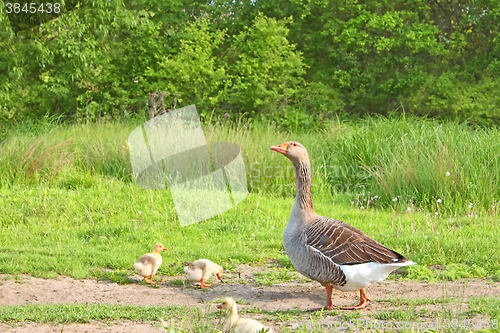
270,141 -> 309,163
217,297 -> 235,310
153,243 -> 167,253
215,264 -> 223,281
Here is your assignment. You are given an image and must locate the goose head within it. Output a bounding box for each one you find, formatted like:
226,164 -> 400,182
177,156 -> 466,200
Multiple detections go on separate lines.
213,263 -> 224,279
217,297 -> 234,310
153,243 -> 167,253
270,141 -> 309,163
215,266 -> 223,281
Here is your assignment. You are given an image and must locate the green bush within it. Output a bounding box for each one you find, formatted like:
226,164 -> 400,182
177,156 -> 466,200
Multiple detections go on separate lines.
224,13 -> 306,116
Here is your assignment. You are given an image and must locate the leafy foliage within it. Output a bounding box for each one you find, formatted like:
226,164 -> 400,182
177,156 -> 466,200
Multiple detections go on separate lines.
225,14 -> 305,115
1,0 -> 500,124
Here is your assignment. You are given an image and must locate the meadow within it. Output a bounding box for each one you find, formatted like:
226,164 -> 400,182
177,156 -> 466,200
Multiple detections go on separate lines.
0,115 -> 499,331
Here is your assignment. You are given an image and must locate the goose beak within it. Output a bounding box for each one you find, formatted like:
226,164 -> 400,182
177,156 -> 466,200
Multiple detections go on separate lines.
270,143 -> 288,154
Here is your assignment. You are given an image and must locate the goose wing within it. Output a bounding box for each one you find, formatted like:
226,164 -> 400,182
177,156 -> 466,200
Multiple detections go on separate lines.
305,217 -> 407,265
136,254 -> 158,267
193,259 -> 209,271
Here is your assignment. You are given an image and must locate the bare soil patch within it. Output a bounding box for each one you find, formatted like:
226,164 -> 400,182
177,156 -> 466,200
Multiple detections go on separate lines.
1,266 -> 499,332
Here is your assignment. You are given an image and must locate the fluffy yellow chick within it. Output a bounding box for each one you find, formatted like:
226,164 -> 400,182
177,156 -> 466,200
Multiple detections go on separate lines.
134,243 -> 167,284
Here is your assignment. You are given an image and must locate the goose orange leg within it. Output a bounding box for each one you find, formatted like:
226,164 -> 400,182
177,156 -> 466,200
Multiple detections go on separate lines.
308,286 -> 336,311
324,286 -> 337,310
143,275 -> 154,284
194,279 -> 212,289
341,288 -> 370,310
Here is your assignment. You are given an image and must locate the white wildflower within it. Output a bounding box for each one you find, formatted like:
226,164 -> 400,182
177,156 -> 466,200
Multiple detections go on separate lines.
437,199 -> 442,204
445,172 -> 451,177
469,203 -> 473,208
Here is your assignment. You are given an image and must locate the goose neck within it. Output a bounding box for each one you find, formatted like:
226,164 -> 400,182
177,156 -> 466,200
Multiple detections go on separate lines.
293,160 -> 314,213
229,302 -> 239,326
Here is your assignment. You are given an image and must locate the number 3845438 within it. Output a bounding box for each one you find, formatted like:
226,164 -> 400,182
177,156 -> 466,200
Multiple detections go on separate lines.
444,318 -> 498,330
5,3 -> 61,14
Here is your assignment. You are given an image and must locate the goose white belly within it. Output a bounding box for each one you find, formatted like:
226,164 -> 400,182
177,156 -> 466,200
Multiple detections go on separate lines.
336,261 -> 417,292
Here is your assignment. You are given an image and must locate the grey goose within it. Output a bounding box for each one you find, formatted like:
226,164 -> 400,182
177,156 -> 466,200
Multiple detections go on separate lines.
270,141 -> 416,310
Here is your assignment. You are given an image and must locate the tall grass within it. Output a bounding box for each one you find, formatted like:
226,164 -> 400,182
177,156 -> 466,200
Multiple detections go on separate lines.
0,115 -> 499,212
0,121 -> 137,187
322,116 -> 500,212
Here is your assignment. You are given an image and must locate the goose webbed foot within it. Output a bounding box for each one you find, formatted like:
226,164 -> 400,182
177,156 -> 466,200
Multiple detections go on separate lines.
341,288 -> 370,310
307,305 -> 336,312
195,279 -> 211,289
308,286 -> 337,311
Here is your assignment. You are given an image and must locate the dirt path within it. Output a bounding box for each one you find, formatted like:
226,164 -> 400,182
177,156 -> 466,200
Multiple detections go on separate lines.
1,267 -> 499,332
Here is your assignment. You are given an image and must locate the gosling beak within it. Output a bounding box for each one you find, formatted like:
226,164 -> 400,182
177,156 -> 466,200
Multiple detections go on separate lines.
216,304 -> 222,309
163,248 -> 168,252
217,273 -> 222,282
270,143 -> 288,154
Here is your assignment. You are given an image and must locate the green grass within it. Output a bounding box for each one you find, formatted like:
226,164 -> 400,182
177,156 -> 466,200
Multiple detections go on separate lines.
0,304 -> 188,324
0,303 -> 280,332
0,116 -> 500,330
0,303 -> 229,332
320,116 -> 500,212
372,308 -> 422,321
253,268 -> 297,286
1,115 -> 499,212
0,297 -> 499,332
376,297 -> 452,307
468,298 -> 500,319
0,117 -> 499,280
0,180 -> 499,279
0,181 -> 285,278
253,297 -> 500,333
